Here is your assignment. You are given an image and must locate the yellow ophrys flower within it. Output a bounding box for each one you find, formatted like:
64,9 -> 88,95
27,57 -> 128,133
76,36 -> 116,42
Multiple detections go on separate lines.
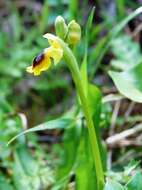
26,34 -> 63,76
26,17 -> 81,76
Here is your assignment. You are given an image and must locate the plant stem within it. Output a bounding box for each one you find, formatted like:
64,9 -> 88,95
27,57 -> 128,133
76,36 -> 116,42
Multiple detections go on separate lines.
58,38 -> 104,189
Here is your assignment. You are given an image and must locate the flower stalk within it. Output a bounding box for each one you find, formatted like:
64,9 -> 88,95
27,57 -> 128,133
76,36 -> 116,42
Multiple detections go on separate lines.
56,37 -> 104,190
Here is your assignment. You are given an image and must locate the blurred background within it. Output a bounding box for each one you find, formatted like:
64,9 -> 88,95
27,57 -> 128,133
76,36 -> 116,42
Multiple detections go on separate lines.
0,0 -> 142,189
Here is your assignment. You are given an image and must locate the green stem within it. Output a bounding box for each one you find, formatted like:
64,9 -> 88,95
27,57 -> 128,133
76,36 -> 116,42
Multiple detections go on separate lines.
57,38 -> 104,189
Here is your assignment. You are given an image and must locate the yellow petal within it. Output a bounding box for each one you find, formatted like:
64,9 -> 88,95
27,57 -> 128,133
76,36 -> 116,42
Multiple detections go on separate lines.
41,58 -> 51,71
26,66 -> 33,73
33,57 -> 51,75
43,33 -> 61,48
43,33 -> 63,64
43,33 -> 56,42
27,51 -> 52,76
33,69 -> 41,76
48,47 -> 63,65
52,48 -> 63,65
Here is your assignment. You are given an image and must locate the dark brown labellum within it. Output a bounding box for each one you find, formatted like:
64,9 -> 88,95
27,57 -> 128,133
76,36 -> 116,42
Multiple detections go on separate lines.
33,52 -> 44,67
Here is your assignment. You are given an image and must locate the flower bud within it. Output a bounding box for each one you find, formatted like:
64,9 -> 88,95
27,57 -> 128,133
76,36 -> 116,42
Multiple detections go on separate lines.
66,20 -> 81,45
55,16 -> 68,39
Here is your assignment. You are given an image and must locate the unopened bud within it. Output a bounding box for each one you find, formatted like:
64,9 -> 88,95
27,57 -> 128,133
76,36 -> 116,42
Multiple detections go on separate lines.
66,20 -> 81,45
55,16 -> 68,39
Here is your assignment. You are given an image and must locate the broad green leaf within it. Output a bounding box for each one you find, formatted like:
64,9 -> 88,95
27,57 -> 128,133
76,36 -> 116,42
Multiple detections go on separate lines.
8,117 -> 75,145
104,178 -> 125,190
75,128 -> 97,190
110,34 -> 142,70
88,84 -> 102,124
109,63 -> 142,103
88,84 -> 107,170
126,171 -> 142,190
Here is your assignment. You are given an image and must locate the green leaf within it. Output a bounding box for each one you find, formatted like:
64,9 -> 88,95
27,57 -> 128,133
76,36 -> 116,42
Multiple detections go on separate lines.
13,146 -> 54,189
74,82 -> 102,190
109,63 -> 142,103
69,0 -> 78,19
0,97 -> 13,113
88,84 -> 102,123
0,175 -> 13,190
104,178 -> 125,190
15,146 -> 39,176
110,34 -> 142,70
52,119 -> 81,190
116,0 -> 125,20
75,128 -> 97,190
111,7 -> 142,37
80,7 -> 95,93
13,147 -> 37,190
8,117 -> 75,145
9,12 -> 22,42
126,171 -> 142,190
92,7 -> 142,75
39,0 -> 49,33
88,84 -> 107,170
124,160 -> 139,176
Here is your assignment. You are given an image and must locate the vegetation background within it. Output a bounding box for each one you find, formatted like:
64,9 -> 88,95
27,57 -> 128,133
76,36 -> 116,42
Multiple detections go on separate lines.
0,0 -> 142,189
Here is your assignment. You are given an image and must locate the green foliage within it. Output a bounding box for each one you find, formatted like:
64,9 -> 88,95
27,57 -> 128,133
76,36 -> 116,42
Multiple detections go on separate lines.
1,1 -> 142,190
81,7 -> 95,92
109,30 -> 142,102
75,128 -> 97,190
89,6 -> 142,76
0,175 -> 13,190
7,116 -> 75,145
104,179 -> 125,190
110,34 -> 142,70
126,171 -> 142,190
109,63 -> 142,102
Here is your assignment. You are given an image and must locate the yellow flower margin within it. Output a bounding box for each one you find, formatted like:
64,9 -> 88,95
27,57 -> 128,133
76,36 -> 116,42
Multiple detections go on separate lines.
26,34 -> 63,76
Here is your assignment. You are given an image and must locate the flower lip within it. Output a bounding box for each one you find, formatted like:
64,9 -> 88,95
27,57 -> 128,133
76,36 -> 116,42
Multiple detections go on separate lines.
33,52 -> 44,67
27,33 -> 63,76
